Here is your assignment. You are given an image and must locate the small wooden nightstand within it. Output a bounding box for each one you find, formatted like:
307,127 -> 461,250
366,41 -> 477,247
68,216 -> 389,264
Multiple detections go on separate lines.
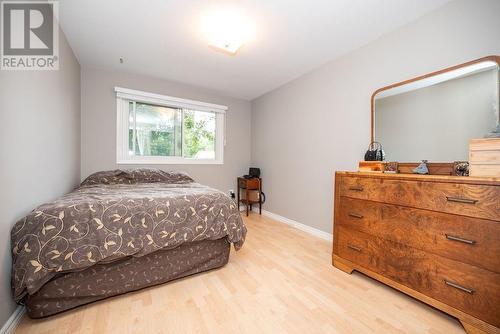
237,177 -> 262,216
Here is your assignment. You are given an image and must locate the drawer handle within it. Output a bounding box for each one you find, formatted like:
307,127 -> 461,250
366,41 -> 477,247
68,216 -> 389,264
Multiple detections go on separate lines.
444,280 -> 475,294
446,196 -> 478,204
347,244 -> 362,252
349,186 -> 364,191
445,234 -> 476,245
348,212 -> 364,219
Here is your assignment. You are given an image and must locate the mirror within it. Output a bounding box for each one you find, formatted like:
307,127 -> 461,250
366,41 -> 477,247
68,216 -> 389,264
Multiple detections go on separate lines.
372,56 -> 500,162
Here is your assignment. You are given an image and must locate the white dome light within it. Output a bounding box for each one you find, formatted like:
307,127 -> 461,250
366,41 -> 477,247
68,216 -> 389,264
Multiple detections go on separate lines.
201,9 -> 255,55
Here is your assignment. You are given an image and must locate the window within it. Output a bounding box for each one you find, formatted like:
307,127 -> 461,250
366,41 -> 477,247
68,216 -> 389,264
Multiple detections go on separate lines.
116,87 -> 226,164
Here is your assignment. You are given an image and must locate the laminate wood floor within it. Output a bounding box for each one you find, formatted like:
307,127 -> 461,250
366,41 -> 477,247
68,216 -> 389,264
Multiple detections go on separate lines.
16,213 -> 465,334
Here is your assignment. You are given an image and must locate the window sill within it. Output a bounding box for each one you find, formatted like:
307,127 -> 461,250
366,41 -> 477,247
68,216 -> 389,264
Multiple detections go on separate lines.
116,159 -> 224,165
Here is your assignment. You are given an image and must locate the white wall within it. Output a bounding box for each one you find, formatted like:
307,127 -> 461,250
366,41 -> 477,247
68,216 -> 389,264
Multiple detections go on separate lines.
251,0 -> 500,233
81,67 -> 252,194
0,30 -> 81,324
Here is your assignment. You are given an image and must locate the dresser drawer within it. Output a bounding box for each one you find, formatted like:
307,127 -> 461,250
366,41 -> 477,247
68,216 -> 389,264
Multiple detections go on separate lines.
339,176 -> 500,221
336,226 -> 500,327
337,197 -> 500,273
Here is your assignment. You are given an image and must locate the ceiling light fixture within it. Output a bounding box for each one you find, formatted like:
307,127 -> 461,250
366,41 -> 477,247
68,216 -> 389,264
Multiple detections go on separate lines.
201,9 -> 255,55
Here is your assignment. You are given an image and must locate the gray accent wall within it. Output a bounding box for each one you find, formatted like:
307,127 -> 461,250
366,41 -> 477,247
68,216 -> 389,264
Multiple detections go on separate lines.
0,30 -> 81,324
81,68 -> 251,193
250,0 -> 500,234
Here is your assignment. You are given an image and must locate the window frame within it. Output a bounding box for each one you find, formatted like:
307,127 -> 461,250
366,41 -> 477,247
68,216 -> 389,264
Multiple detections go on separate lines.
115,87 -> 226,165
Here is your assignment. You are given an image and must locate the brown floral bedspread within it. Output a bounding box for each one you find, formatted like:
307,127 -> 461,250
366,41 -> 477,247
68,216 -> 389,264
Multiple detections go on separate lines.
11,169 -> 246,303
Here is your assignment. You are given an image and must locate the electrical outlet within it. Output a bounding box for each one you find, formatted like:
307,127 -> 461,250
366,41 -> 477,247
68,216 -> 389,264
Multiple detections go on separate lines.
229,190 -> 235,199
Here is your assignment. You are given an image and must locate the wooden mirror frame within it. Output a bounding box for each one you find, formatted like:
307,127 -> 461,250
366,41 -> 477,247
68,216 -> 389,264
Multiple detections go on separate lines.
370,55 -> 500,143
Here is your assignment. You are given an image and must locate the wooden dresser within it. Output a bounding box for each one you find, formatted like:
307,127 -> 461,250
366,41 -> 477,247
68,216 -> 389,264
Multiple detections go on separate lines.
332,172 -> 500,334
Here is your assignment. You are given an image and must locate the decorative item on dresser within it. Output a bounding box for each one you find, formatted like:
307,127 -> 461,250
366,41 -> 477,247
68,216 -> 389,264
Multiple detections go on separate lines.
384,161 -> 399,173
412,159 -> 429,174
332,172 -> 500,334
454,161 -> 470,177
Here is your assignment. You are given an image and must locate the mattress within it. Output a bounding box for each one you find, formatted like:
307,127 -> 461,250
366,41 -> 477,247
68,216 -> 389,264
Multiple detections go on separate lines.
25,238 -> 230,318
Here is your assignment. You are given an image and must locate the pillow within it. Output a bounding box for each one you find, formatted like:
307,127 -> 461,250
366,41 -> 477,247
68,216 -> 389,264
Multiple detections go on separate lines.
81,168 -> 194,186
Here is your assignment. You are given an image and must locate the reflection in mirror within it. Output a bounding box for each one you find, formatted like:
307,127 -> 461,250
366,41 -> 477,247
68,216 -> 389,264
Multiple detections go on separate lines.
374,60 -> 499,162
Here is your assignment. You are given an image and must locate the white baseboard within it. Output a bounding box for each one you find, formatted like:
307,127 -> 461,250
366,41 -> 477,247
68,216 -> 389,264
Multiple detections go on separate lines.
0,306 -> 25,334
240,206 -> 332,241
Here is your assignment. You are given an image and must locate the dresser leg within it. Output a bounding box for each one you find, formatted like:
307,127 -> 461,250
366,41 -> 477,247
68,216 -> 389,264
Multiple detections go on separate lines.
460,321 -> 489,334
333,258 -> 354,274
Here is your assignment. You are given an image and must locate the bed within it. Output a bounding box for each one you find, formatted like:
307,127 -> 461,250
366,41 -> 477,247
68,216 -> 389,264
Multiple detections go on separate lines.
11,169 -> 246,318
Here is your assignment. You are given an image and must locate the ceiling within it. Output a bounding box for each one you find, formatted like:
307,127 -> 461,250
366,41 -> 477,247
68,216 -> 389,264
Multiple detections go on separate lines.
59,0 -> 451,100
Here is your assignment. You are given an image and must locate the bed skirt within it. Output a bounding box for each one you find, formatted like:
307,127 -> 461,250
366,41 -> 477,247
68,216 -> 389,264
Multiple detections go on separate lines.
24,238 -> 230,318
